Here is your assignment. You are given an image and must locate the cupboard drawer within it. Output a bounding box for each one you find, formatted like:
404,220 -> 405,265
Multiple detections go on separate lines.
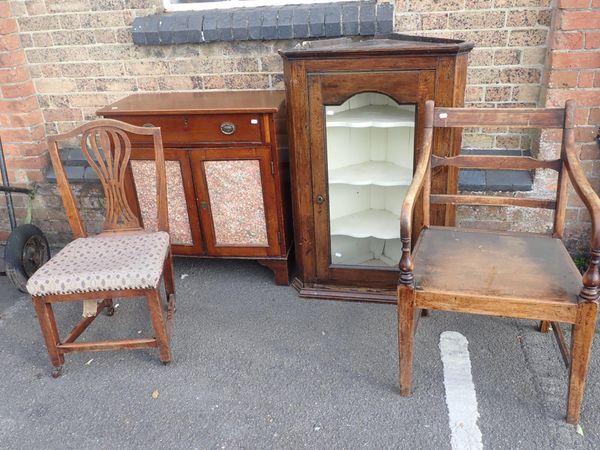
112,113 -> 265,145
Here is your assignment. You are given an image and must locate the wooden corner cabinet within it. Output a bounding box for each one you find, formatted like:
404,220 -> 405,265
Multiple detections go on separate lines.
97,91 -> 292,285
280,34 -> 473,303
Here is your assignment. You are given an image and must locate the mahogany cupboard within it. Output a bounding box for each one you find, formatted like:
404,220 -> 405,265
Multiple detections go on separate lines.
97,91 -> 292,284
280,35 -> 473,303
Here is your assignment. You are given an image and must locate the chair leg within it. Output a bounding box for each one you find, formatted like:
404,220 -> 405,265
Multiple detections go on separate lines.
539,320 -> 551,333
567,301 -> 598,424
31,296 -> 65,374
398,284 -> 416,397
146,288 -> 172,364
163,250 -> 175,296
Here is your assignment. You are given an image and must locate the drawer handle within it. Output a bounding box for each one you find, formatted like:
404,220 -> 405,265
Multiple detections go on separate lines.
142,123 -> 155,128
220,122 -> 236,135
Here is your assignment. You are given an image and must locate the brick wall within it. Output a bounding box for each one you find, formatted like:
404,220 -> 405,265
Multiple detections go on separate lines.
0,0 -> 598,251
455,0 -> 600,255
11,0 -> 553,145
396,0 -> 552,151
0,1 -> 47,240
539,0 -> 600,254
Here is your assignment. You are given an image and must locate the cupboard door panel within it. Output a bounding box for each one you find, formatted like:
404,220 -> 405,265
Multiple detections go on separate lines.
309,71 -> 435,285
203,159 -> 269,247
190,148 -> 279,257
128,148 -> 204,255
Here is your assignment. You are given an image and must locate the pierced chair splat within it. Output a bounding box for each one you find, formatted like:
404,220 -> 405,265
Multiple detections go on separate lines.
398,100 -> 600,424
27,119 -> 176,376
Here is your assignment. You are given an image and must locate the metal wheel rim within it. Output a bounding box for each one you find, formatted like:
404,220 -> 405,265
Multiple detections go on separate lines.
21,235 -> 48,277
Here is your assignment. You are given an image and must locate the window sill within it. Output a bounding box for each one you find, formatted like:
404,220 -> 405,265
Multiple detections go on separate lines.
131,1 -> 393,45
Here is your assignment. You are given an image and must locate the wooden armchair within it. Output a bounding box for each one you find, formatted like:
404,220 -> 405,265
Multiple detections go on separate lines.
27,119 -> 175,376
398,100 -> 600,424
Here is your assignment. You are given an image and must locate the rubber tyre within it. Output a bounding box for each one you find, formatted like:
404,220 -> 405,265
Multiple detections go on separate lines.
4,224 -> 50,293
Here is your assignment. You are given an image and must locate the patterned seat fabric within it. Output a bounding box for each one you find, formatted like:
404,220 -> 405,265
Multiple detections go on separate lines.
26,232 -> 170,296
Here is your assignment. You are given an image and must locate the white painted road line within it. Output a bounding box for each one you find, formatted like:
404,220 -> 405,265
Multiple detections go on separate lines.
440,331 -> 483,450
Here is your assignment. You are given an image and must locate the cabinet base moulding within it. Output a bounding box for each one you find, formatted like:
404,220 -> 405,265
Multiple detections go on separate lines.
291,278 -> 396,304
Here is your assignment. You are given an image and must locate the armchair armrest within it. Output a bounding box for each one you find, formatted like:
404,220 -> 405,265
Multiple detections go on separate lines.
564,117 -> 600,302
399,100 -> 434,285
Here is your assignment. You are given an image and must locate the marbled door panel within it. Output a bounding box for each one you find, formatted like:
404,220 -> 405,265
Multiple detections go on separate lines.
131,160 -> 193,245
203,159 -> 268,246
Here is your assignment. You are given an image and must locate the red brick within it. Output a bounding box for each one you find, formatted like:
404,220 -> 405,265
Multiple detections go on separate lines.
595,72 -> 600,87
0,49 -> 25,67
547,89 -> 600,107
561,11 -> 600,30
585,31 -> 600,49
592,0 -> 600,6
21,169 -> 47,183
7,156 -> 49,171
580,143 -> 600,160
0,96 -> 39,113
579,71 -> 595,87
575,126 -> 597,143
0,18 -> 17,35
576,107 -> 590,124
0,66 -> 28,83
2,141 -> 47,157
589,107 -> 600,124
0,125 -> 45,144
548,71 -> 578,88
0,3 -> 12,18
1,80 -> 35,98
551,51 -> 600,68
558,0 -> 592,7
551,31 -> 583,49
0,33 -> 20,51
7,110 -> 44,128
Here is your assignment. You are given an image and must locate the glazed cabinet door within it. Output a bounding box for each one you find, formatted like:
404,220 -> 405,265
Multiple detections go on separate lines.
308,70 -> 435,287
189,147 -> 280,257
127,148 -> 204,256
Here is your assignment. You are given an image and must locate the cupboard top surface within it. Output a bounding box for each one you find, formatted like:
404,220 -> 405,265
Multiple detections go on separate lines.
279,34 -> 473,59
97,90 -> 285,116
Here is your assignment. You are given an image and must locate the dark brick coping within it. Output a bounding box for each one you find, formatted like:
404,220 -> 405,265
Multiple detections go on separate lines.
459,149 -> 534,192
46,148 -> 99,184
131,1 -> 393,45
48,147 -> 534,193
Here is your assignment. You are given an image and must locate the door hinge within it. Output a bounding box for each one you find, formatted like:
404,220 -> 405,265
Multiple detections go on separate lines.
270,161 -> 275,175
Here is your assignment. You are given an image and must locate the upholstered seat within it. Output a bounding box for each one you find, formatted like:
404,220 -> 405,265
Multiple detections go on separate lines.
26,231 -> 170,297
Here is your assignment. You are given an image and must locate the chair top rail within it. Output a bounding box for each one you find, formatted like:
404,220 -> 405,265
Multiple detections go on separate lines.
431,154 -> 562,171
433,107 -> 566,128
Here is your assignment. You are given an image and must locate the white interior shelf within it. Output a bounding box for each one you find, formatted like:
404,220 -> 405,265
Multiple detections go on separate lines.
330,209 -> 400,240
325,92 -> 415,268
329,161 -> 413,186
326,105 -> 415,128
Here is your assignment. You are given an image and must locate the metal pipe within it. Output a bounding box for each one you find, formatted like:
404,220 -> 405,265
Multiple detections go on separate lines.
0,138 -> 17,231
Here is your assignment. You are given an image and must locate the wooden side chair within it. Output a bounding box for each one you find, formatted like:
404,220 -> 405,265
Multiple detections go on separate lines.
398,100 -> 600,424
27,119 -> 175,376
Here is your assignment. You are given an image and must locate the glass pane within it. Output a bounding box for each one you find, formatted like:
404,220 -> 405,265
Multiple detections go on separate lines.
204,159 -> 268,247
131,160 -> 193,246
325,93 -> 415,268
